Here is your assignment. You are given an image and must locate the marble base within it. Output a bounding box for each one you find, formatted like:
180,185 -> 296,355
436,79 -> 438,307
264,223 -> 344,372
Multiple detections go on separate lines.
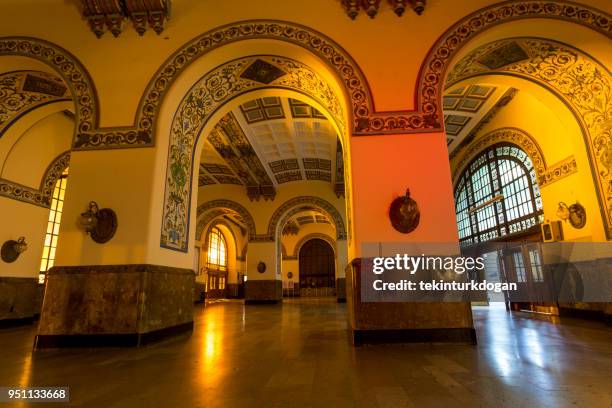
245,280 -> 282,304
346,259 -> 475,345
0,277 -> 41,327
35,264 -> 194,348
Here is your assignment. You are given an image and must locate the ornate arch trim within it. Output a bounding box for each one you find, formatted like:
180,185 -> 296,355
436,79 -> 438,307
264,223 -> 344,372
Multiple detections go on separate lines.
161,55 -> 344,252
195,199 -> 256,240
293,233 -> 337,259
454,127 -> 578,189
267,196 -> 347,241
447,37 -> 611,237
0,150 -> 70,208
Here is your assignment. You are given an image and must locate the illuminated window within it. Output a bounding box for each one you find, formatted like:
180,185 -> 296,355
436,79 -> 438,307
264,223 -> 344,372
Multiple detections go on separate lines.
39,169 -> 68,284
206,226 -> 227,271
454,144 -> 543,244
529,249 -> 544,282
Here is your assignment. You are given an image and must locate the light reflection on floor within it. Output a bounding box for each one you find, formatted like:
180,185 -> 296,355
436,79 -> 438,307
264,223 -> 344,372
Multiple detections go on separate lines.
0,300 -> 610,407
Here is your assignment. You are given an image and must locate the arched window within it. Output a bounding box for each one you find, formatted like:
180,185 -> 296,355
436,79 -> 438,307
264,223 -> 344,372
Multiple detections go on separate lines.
39,168 -> 68,284
454,144 -> 543,244
207,226 -> 227,271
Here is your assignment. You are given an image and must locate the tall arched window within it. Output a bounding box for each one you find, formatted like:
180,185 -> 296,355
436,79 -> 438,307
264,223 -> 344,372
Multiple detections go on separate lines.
207,226 -> 227,271
39,168 -> 68,284
454,144 -> 543,244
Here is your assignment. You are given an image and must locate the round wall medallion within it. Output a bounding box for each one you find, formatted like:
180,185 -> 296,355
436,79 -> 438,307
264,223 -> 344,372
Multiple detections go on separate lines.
91,208 -> 118,244
568,203 -> 586,229
1,240 -> 19,263
287,271 -> 293,279
257,261 -> 266,273
389,189 -> 420,234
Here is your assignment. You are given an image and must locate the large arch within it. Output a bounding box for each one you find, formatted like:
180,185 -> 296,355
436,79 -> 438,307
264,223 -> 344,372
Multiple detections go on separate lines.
445,37 -> 612,237
195,199 -> 256,239
293,233 -> 337,259
451,127 -> 578,189
0,150 -> 70,207
160,55 -> 347,252
268,196 -> 346,241
1,3 -> 608,150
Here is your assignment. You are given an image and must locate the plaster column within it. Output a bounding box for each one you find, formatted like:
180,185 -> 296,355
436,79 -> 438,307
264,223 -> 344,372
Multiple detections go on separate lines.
245,241 -> 281,304
346,132 -> 475,344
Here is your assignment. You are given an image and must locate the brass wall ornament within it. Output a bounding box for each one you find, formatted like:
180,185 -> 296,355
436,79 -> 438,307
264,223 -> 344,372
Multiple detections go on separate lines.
557,202 -> 587,229
389,189 -> 420,234
79,201 -> 118,243
257,262 -> 267,274
1,237 -> 28,263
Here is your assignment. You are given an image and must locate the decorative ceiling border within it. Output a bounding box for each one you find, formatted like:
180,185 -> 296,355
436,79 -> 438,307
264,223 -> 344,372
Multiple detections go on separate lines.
0,151 -> 70,208
2,4 -> 608,149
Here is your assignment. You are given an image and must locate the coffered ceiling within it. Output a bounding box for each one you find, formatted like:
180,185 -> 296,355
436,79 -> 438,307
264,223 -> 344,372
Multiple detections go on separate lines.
444,84 -> 517,155
199,97 -> 344,200
282,209 -> 333,236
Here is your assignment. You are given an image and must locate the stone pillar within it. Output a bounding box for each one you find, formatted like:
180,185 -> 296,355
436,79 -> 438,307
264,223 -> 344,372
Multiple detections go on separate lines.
346,132 -> 475,344
35,148 -> 195,347
245,241 -> 281,304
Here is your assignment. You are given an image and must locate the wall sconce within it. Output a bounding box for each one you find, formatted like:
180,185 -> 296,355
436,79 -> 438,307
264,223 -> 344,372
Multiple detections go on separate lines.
1,236 -> 28,263
79,201 -> 118,244
557,202 -> 587,229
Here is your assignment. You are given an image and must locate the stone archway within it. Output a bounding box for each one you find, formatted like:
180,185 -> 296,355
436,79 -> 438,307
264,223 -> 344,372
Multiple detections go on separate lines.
160,55 -> 346,252
293,233 -> 337,259
195,199 -> 256,239
446,37 -> 612,237
268,196 -> 347,242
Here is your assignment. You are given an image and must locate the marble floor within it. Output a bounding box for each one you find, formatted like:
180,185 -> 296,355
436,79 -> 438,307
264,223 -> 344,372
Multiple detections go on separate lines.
0,300 -> 611,407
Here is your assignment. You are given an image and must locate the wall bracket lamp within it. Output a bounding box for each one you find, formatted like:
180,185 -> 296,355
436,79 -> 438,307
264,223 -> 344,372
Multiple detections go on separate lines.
79,201 -> 118,244
1,237 -> 28,263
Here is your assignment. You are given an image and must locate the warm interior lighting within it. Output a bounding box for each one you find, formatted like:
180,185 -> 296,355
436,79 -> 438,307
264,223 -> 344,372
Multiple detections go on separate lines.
39,169 -> 68,284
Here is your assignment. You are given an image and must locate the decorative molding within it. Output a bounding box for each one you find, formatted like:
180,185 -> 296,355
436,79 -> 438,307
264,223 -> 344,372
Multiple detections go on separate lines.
454,127 -> 546,186
81,0 -> 171,38
195,200 -> 256,240
267,196 -> 347,241
447,37 -> 612,238
292,233 -> 337,258
542,156 -> 578,186
161,55 -> 344,252
341,0 -> 426,19
0,71 -> 70,138
0,151 -> 70,208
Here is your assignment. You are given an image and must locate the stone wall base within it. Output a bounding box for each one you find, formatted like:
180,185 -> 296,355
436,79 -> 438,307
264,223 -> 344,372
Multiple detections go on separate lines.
245,280 -> 282,304
0,277 -> 41,327
35,264 -> 194,348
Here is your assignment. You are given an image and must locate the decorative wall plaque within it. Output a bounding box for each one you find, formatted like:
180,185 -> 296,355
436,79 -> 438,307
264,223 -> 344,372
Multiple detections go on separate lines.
257,261 -> 266,273
389,189 -> 420,234
568,203 -> 586,229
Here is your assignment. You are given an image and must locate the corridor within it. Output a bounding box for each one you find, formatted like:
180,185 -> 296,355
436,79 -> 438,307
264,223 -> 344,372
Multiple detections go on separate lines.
1,301 -> 610,407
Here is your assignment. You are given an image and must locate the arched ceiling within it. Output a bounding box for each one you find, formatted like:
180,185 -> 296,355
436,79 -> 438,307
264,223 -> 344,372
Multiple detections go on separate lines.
198,96 -> 344,200
282,209 -> 333,236
444,83 -> 518,153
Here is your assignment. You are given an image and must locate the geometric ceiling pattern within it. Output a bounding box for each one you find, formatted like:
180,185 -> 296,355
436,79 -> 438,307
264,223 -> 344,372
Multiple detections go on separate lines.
199,97 -> 343,200
444,84 -> 517,154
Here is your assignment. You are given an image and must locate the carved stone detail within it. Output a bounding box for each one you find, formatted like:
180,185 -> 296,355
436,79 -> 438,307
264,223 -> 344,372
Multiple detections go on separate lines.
81,0 -> 171,38
0,151 -> 70,207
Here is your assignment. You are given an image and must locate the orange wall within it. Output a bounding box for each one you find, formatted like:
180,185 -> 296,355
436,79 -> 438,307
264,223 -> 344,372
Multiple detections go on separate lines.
350,132 -> 458,254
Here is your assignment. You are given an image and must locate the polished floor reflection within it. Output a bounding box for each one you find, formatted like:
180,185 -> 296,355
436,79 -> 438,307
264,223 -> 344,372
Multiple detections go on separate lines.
0,300 -> 611,407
